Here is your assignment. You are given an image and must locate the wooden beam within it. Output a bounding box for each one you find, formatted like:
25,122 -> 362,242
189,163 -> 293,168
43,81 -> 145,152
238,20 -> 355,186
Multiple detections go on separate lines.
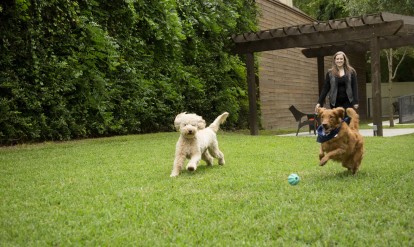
381,12 -> 414,25
370,36 -> 383,136
233,21 -> 403,54
377,34 -> 414,49
302,44 -> 366,57
246,53 -> 258,135
302,34 -> 414,57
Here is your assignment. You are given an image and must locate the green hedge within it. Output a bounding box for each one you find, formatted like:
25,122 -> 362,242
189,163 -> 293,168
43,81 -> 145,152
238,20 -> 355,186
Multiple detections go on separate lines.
0,0 -> 258,144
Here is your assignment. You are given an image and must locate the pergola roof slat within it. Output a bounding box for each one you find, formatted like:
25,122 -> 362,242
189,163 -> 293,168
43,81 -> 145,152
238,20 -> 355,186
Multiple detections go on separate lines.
231,12 -> 414,57
299,24 -> 314,33
313,22 -> 330,32
271,29 -> 286,38
258,30 -> 273,39
233,20 -> 404,54
233,12 -> 414,137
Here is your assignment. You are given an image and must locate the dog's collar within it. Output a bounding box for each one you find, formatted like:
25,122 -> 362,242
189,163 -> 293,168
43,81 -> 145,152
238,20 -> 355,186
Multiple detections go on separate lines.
316,122 -> 342,143
316,117 -> 351,143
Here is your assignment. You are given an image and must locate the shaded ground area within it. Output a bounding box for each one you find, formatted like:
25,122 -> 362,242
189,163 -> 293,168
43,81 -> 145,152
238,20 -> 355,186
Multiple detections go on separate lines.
279,119 -> 414,137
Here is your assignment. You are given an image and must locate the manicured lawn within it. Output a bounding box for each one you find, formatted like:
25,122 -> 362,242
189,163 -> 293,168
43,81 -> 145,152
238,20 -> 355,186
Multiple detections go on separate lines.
1,132 -> 413,246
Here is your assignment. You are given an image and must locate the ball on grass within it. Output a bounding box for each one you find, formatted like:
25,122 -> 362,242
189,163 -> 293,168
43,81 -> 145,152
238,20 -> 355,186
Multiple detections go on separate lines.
288,173 -> 300,185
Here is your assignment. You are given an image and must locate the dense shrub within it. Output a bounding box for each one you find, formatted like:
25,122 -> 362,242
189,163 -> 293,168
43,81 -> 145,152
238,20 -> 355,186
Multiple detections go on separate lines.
0,0 -> 258,144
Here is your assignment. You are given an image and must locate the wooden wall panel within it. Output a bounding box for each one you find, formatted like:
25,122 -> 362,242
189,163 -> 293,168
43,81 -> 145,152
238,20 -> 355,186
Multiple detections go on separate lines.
256,0 -> 318,129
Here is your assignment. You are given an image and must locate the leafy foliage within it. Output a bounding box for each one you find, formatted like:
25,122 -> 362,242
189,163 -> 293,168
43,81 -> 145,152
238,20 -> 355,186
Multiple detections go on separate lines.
292,0 -> 347,20
345,0 -> 414,16
0,0 -> 258,144
293,0 -> 414,20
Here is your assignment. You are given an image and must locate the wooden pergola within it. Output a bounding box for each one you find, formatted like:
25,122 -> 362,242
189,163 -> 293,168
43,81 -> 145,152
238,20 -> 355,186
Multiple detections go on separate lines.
231,12 -> 414,136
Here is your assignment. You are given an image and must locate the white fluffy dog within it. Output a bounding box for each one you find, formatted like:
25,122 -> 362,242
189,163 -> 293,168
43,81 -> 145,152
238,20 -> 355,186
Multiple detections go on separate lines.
170,112 -> 229,177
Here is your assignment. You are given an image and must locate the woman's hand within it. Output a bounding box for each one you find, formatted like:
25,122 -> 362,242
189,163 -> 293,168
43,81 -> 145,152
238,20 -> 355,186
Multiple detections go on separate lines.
315,103 -> 321,113
353,104 -> 359,109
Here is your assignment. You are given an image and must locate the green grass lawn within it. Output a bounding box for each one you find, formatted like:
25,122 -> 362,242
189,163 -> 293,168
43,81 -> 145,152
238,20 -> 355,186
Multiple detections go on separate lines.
1,131 -> 413,246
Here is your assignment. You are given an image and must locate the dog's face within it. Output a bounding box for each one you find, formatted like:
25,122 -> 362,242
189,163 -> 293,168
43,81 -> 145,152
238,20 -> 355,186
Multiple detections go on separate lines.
318,107 -> 345,134
174,112 -> 206,138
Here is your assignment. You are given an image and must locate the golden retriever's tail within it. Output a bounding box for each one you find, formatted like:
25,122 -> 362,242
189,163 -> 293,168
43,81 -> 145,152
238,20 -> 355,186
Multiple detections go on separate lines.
209,112 -> 229,133
346,108 -> 360,130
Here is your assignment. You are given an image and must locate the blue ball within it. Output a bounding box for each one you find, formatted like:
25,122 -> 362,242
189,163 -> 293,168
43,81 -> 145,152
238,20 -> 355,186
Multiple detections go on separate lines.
288,173 -> 300,185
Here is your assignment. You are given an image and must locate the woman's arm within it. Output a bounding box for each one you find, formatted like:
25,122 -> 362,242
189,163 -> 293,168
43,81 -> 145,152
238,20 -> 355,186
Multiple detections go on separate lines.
317,72 -> 331,105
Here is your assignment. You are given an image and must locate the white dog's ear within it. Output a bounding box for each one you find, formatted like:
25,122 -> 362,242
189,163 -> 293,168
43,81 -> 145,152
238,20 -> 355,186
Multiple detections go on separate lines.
174,112 -> 186,131
197,117 -> 206,129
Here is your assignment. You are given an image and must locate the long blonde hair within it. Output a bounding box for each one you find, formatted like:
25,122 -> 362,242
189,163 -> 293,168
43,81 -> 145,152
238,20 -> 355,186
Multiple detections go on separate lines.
330,51 -> 356,77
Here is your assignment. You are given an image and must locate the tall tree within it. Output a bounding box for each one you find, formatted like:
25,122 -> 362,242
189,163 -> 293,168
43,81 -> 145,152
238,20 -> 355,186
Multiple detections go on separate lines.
384,49 -> 407,126
346,0 -> 414,16
293,0 -> 348,20
345,0 -> 414,126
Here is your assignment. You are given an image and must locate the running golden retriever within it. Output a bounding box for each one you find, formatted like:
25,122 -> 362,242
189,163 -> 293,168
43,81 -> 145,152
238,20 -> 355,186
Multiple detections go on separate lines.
317,107 -> 364,174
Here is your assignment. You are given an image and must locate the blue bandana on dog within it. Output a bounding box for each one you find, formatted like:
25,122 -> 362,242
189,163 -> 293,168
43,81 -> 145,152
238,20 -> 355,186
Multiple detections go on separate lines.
316,117 -> 350,143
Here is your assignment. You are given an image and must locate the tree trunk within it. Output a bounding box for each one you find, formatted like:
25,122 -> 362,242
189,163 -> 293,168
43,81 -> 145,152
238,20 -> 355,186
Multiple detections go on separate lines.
387,49 -> 394,127
388,81 -> 394,127
386,48 -> 408,128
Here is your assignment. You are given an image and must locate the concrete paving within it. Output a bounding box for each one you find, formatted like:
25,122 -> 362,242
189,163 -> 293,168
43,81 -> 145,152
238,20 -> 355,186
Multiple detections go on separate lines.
279,118 -> 414,137
278,128 -> 414,137
358,128 -> 414,137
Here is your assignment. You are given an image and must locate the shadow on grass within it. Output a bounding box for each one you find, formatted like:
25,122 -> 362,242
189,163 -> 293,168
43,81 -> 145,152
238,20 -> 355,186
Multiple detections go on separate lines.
175,163 -> 224,177
318,168 -> 369,181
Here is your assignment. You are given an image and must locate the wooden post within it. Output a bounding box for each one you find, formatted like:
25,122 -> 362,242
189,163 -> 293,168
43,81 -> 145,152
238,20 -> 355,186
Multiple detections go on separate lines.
317,56 -> 325,95
246,53 -> 258,135
370,36 -> 383,136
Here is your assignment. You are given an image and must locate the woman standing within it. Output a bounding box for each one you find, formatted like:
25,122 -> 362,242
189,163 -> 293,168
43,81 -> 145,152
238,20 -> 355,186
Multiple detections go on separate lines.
315,51 -> 359,112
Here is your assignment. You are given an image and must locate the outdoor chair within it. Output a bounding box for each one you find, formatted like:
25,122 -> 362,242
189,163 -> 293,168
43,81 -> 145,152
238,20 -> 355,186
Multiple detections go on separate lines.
288,105 -> 318,136
392,101 -> 399,115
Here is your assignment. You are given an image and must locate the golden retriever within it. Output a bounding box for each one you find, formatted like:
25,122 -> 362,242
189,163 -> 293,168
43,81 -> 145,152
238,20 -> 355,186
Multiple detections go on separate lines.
317,107 -> 364,174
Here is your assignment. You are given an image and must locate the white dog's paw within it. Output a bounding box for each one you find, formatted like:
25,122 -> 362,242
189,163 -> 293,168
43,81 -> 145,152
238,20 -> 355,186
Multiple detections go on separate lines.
170,171 -> 179,177
219,158 -> 225,165
186,164 -> 197,172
